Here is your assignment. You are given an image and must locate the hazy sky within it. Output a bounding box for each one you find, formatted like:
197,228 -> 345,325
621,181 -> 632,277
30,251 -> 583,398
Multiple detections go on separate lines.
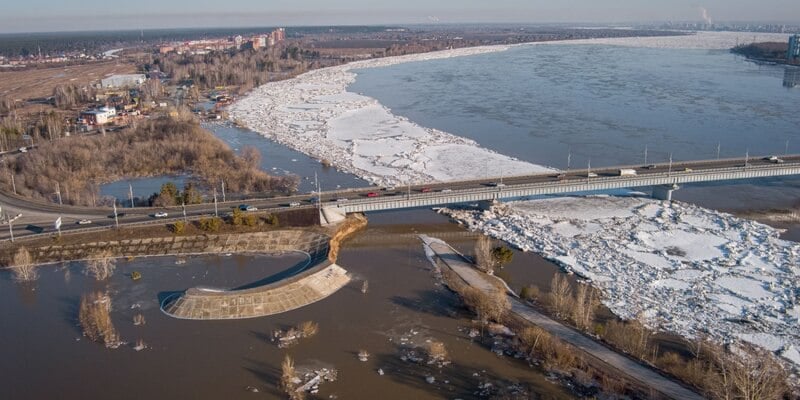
1,0 -> 798,33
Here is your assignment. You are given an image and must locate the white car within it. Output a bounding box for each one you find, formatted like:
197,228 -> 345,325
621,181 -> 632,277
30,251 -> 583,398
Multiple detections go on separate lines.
288,202 -> 301,207
440,188 -> 453,193
154,212 -> 169,218
245,205 -> 258,211
76,219 -> 92,225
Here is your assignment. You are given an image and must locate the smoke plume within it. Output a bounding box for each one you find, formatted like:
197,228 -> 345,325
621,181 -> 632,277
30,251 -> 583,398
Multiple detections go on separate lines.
699,7 -> 713,24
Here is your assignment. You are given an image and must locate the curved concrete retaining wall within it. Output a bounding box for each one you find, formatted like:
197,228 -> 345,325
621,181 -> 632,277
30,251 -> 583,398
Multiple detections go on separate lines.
161,262 -> 350,320
155,229 -> 353,320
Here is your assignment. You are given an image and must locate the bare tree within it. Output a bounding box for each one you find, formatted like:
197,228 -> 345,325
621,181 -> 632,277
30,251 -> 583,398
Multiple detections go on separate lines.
10,246 -> 37,282
571,283 -> 600,331
84,249 -> 116,280
280,355 -> 304,400
548,274 -> 572,319
461,287 -> 510,335
361,280 -> 369,294
705,344 -> 788,400
474,235 -> 495,272
78,291 -> 120,348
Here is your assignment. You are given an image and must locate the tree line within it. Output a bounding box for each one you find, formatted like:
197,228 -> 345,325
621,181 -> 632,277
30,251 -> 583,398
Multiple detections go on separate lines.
1,111 -> 297,206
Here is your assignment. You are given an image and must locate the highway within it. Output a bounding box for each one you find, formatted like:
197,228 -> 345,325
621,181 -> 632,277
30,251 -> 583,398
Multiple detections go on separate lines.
2,154 -> 799,240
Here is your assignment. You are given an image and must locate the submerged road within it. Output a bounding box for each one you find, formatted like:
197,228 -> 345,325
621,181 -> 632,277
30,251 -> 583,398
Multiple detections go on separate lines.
422,236 -> 705,400
1,154 -> 799,240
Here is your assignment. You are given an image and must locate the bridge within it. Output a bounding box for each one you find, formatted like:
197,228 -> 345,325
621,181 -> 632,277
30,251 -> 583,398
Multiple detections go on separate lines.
2,155 -> 800,237
317,155 -> 800,223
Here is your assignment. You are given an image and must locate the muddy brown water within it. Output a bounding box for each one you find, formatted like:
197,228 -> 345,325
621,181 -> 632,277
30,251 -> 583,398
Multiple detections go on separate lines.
0,213 -> 573,400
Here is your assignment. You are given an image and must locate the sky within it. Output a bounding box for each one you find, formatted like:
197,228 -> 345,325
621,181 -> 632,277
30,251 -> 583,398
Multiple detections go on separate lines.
0,0 -> 798,33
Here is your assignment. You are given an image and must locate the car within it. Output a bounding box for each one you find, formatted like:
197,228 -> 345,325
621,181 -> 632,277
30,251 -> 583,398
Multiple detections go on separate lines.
420,187 -> 432,193
643,164 -> 657,169
154,212 -> 168,218
76,219 -> 92,225
366,192 -> 379,197
487,182 -> 506,187
238,204 -> 257,211
335,198 -> 349,202
763,156 -> 779,161
18,147 -> 27,153
309,197 -> 320,204
383,186 -> 396,191
586,173 -> 598,178
683,168 -> 694,172
556,173 -> 567,180
288,202 -> 301,207
440,188 -> 453,193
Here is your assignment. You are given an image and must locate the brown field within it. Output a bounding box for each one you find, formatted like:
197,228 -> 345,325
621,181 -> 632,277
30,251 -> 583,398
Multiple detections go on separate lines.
0,60 -> 138,101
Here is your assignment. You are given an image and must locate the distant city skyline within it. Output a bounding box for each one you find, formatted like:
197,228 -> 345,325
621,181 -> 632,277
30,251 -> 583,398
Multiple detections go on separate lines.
1,0 -> 798,33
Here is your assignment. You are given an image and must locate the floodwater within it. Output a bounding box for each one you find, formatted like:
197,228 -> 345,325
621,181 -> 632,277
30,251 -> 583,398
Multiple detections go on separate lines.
99,175 -> 188,205
0,218 -> 573,400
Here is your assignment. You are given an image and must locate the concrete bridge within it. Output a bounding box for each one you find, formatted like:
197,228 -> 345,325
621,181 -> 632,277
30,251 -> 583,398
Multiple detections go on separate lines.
319,155 -> 800,224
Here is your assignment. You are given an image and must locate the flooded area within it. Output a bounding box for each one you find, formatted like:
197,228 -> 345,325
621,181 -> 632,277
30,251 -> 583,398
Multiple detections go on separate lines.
0,216 -> 573,400
99,175 -> 188,205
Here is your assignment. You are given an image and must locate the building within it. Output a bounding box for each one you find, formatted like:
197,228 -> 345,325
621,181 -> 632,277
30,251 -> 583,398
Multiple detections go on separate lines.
80,106 -> 116,125
789,34 -> 800,60
100,74 -> 147,88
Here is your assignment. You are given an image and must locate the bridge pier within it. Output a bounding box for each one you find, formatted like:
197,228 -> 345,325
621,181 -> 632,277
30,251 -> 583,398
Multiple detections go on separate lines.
652,184 -> 680,201
320,207 -> 347,226
478,199 -> 499,211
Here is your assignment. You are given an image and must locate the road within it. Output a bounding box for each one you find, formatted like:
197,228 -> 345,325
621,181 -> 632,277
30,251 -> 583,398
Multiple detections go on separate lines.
422,236 -> 705,400
1,154 -> 798,240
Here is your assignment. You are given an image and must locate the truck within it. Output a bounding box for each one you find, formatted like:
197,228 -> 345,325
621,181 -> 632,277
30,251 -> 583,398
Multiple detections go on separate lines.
618,169 -> 637,176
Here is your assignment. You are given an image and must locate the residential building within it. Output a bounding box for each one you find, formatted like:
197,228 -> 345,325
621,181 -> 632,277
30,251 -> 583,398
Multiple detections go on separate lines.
789,34 -> 800,60
100,74 -> 147,88
80,106 -> 116,125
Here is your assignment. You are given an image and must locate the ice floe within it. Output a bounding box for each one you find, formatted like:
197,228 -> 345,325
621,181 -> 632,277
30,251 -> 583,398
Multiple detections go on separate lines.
228,45 -> 555,187
441,196 -> 800,370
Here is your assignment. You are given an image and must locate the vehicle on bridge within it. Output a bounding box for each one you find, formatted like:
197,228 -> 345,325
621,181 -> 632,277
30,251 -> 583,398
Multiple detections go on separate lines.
288,202 -> 301,207
643,164 -> 657,169
764,156 -> 785,164
366,192 -> 379,197
487,182 -> 506,187
76,219 -> 92,225
238,204 -> 258,211
420,187 -> 432,193
154,212 -> 168,218
618,169 -> 637,176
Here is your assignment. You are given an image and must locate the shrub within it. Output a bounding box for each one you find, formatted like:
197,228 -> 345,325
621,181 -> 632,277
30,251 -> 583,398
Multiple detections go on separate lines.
243,214 -> 258,227
264,213 -> 279,226
231,208 -> 244,226
198,217 -> 222,232
298,321 -> 318,338
519,285 -> 540,301
172,220 -> 186,235
280,355 -> 304,400
461,287 -> 510,335
547,274 -> 573,319
426,341 -> 448,363
491,245 -> 514,267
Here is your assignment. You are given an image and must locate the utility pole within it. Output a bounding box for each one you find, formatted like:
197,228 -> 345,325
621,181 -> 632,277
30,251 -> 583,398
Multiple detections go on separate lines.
717,142 -> 721,160
7,212 -> 14,243
745,149 -> 749,167
55,182 -> 62,206
586,160 -> 591,183
10,172 -> 16,195
221,180 -> 226,202
567,148 -> 571,171
113,202 -> 119,229
182,200 -> 187,223
213,188 -> 218,217
129,183 -> 135,208
785,139 -> 790,156
644,145 -> 648,165
668,153 -> 673,176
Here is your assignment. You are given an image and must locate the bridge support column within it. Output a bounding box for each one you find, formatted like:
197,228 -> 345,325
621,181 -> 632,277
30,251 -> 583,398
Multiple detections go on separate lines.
652,184 -> 680,201
320,207 -> 347,226
478,199 -> 499,211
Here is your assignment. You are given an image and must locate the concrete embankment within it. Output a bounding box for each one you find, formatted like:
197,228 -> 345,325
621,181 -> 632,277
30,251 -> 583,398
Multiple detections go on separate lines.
10,230 -> 329,265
